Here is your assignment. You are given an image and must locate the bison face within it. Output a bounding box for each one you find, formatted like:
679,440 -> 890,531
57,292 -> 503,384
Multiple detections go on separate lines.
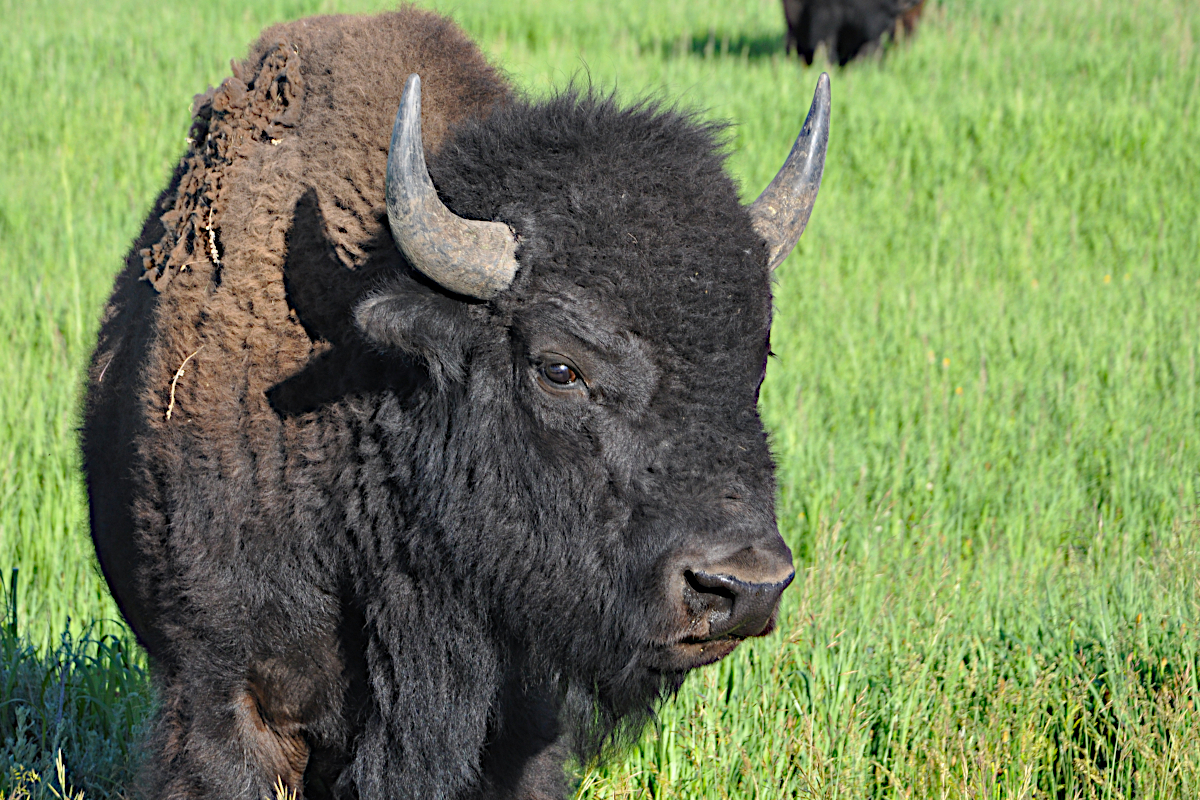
359,275 -> 793,725
354,77 -> 826,724
499,280 -> 795,677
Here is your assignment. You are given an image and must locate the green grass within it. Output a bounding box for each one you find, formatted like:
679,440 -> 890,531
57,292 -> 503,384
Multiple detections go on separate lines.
2,0 -> 1199,796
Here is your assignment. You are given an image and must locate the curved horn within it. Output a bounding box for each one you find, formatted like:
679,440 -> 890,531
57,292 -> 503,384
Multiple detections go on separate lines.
749,72 -> 831,270
386,74 -> 519,299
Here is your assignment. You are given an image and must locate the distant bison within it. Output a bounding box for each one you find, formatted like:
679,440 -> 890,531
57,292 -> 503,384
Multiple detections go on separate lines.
83,8 -> 829,799
783,0 -> 926,65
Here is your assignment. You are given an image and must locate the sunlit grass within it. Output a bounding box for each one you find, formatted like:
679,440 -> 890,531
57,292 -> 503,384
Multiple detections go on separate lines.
1,0 -> 1197,796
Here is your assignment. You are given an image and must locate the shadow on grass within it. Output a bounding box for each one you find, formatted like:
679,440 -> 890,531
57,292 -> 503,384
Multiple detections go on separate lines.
1,569 -> 151,800
642,31 -> 789,61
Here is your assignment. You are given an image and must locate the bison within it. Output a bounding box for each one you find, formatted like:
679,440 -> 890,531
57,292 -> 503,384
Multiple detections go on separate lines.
82,8 -> 830,799
783,0 -> 926,65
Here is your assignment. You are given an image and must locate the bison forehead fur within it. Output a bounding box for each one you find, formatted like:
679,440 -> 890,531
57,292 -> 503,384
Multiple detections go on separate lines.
83,7 -> 794,800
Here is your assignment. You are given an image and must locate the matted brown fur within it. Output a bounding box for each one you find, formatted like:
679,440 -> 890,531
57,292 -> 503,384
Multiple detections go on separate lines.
104,7 -> 506,426
84,7 -> 508,792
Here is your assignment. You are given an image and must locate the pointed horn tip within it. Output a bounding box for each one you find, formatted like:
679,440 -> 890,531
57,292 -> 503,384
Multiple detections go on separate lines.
390,74 -> 423,162
748,72 -> 833,271
812,72 -> 831,113
396,74 -> 422,128
398,74 -> 421,129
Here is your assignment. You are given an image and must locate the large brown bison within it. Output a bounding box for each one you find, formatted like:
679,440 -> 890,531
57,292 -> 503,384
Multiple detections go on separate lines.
83,7 -> 830,799
783,0 -> 926,65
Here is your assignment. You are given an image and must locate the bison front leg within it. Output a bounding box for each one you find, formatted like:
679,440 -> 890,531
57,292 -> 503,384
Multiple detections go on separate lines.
140,647 -> 347,800
140,676 -> 305,800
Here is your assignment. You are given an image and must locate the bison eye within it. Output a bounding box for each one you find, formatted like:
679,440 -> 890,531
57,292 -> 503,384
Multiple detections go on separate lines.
535,355 -> 586,396
542,363 -> 577,386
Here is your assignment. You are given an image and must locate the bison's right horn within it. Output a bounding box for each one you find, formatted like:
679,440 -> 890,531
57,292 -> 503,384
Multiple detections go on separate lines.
749,73 -> 831,270
386,74 -> 519,300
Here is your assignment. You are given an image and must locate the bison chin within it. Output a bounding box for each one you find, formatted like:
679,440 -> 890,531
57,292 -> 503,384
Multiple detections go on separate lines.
652,638 -> 743,672
568,598 -> 783,758
557,659 -> 690,762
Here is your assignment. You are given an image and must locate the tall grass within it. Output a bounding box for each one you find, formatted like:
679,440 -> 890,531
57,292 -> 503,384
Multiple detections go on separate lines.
1,0 -> 1197,796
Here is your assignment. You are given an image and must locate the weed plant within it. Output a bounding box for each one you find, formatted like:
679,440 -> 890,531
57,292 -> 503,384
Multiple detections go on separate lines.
1,0 -> 1197,796
0,570 -> 150,800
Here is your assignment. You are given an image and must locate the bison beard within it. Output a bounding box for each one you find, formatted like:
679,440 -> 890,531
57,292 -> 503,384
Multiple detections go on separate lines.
82,7 -> 824,800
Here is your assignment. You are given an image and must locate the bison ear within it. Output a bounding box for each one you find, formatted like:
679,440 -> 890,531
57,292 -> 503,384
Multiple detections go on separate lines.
354,281 -> 475,388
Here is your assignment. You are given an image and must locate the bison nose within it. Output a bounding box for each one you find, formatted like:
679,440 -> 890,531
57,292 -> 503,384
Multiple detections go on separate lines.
684,538 -> 794,640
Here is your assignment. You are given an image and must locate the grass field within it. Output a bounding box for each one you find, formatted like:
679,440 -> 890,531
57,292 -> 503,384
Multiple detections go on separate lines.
2,0 -> 1199,796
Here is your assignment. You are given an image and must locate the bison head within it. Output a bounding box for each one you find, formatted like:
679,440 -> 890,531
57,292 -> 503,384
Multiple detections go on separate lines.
353,74 -> 829,745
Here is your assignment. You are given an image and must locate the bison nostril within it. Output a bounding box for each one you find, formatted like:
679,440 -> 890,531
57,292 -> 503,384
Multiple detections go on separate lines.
686,569 -> 735,600
683,570 -> 734,620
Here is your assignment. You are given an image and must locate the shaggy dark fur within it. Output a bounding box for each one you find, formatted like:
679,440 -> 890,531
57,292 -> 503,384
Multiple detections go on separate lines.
783,0 -> 926,65
84,7 -> 789,799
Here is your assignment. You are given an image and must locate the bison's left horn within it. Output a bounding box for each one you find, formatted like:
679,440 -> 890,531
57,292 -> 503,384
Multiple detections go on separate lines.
386,74 -> 519,299
749,72 -> 831,270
